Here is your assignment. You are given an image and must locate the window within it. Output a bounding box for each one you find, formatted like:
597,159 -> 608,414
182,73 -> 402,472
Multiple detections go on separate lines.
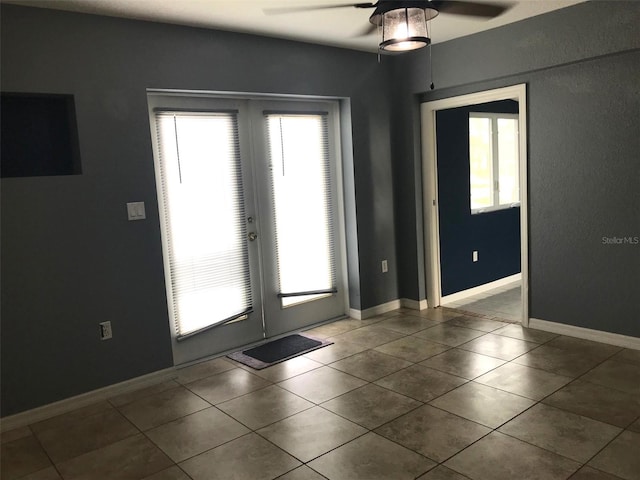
266,113 -> 336,308
469,113 -> 520,213
154,111 -> 252,338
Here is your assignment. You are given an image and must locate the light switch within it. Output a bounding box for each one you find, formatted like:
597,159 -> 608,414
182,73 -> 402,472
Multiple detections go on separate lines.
127,201 -> 146,221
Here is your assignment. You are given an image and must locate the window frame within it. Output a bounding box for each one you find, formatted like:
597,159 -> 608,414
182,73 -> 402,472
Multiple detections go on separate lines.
469,112 -> 520,214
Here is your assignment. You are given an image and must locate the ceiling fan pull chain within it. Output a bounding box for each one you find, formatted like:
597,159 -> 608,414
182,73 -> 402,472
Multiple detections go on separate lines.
429,17 -> 435,90
378,20 -> 383,63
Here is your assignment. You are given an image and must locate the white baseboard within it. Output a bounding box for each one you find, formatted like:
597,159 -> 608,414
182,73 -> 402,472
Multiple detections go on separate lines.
400,298 -> 429,311
349,299 -> 402,320
529,318 -> 640,350
441,273 -> 521,304
0,367 -> 177,432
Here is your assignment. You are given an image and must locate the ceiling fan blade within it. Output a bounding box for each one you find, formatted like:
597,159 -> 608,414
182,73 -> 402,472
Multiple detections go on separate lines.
352,22 -> 377,37
433,0 -> 510,18
264,3 -> 375,16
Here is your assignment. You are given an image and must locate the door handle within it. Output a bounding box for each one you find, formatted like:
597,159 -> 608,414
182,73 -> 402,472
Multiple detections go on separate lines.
248,232 -> 258,241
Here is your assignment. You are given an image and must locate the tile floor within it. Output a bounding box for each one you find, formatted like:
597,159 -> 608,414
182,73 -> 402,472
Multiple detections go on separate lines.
2,308 -> 639,480
443,281 -> 522,322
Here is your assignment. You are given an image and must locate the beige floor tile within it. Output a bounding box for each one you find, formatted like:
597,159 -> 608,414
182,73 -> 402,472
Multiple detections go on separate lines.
217,385 -> 314,429
589,430 -> 640,480
474,362 -> 572,400
109,381 -> 180,407
375,365 -> 466,402
628,417 -> 640,433
35,408 -> 138,463
407,308 -> 459,322
492,324 -> 558,343
118,386 -> 210,430
446,316 -> 508,332
18,467 -> 62,480
304,318 -> 374,338
276,465 -> 326,480
569,466 -> 624,479
331,325 -> 405,348
543,379 -> 640,428
375,315 -> 441,335
420,348 -> 505,380
142,465 -> 191,480
246,356 -> 324,382
185,368 -> 271,405
611,348 -> 640,366
445,432 -> 579,480
514,345 -> 606,377
56,434 -> 172,480
499,403 -> 621,463
179,433 -> 300,480
302,340 -> 367,364
416,465 -> 469,480
0,435 -> 52,480
175,357 -> 236,384
413,324 -> 485,347
322,384 -> 422,429
430,382 -> 535,428
545,336 -> 622,358
374,336 -> 450,362
30,401 -> 113,434
257,406 -> 366,462
329,349 -> 412,381
145,406 -> 248,462
308,432 -> 435,480
1,426 -> 32,444
376,405 -> 490,462
582,359 -> 640,398
458,333 -> 538,361
277,366 -> 366,403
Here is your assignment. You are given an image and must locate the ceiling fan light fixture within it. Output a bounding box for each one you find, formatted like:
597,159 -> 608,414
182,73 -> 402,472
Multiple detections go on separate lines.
371,2 -> 438,53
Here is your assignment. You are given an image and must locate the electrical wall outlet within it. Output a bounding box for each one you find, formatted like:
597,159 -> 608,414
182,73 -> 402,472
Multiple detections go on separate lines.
472,251 -> 479,262
99,321 -> 113,340
127,202 -> 146,221
381,259 -> 388,273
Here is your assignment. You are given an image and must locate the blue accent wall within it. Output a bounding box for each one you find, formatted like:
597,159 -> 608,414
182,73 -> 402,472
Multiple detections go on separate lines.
436,100 -> 520,296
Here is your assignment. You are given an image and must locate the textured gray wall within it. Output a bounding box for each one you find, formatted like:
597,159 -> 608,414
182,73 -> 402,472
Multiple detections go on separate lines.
390,1 -> 640,335
0,4 -> 398,416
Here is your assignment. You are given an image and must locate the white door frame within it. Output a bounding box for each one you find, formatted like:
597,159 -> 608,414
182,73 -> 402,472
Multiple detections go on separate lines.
420,84 -> 529,326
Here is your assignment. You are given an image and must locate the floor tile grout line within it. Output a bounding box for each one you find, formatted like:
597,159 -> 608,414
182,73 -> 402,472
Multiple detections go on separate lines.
24,423 -> 65,479
317,388 -> 426,432
536,377 -> 639,431
493,427 -> 587,469
28,406 -> 144,470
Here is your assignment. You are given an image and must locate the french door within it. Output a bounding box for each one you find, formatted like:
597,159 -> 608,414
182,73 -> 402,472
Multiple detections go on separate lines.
148,93 -> 347,365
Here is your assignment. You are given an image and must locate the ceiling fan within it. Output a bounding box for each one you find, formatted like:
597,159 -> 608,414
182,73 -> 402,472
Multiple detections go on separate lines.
265,1 -> 511,52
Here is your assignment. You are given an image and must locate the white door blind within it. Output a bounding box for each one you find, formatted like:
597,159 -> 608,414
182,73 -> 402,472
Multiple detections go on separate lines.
265,113 -> 336,308
155,111 -> 252,338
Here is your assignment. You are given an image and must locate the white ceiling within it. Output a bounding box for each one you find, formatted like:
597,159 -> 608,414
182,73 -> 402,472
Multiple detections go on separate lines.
5,0 -> 585,52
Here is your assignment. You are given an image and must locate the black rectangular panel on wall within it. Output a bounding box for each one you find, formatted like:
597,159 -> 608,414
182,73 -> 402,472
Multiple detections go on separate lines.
437,100 -> 521,296
1,92 -> 82,178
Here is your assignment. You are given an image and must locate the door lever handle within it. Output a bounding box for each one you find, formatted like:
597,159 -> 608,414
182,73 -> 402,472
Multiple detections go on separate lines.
248,232 -> 258,241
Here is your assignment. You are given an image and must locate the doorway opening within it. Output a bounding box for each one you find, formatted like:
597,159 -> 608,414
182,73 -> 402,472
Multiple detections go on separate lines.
421,84 -> 529,326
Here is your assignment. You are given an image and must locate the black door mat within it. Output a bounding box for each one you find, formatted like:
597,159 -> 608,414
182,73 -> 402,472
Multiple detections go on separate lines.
227,333 -> 332,370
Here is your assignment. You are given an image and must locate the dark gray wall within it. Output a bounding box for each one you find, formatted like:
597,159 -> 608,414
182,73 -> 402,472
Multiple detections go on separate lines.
390,1 -> 640,335
0,5 -> 398,416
